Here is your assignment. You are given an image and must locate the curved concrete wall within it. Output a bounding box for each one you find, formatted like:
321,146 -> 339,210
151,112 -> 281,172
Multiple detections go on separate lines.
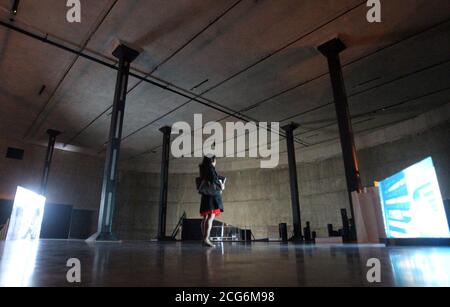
114,104 -> 450,240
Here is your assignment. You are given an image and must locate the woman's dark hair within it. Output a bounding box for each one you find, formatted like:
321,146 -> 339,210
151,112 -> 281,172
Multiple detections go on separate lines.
201,155 -> 216,167
199,155 -> 216,179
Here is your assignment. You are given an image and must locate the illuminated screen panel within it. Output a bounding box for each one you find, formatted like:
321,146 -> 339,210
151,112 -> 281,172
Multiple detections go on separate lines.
6,187 -> 46,241
379,157 -> 450,239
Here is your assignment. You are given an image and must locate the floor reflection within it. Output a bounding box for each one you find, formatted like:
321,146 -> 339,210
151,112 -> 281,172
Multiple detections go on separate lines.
0,240 -> 40,287
1,241 -> 450,287
389,248 -> 450,287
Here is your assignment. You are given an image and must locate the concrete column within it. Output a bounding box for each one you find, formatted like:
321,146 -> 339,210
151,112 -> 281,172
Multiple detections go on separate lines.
158,126 -> 172,240
91,44 -> 140,242
40,129 -> 61,195
318,38 -> 362,240
282,123 -> 303,242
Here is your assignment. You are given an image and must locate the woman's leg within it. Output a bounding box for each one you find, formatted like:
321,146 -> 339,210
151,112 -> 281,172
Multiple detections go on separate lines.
205,214 -> 216,246
201,215 -> 207,240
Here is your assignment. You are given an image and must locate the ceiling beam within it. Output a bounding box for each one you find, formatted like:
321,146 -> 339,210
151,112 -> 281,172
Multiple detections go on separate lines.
20,0 -> 120,140
124,20 -> 450,162
0,18 -> 295,148
280,57 -> 450,123
64,1 -> 366,149
127,0 -> 244,94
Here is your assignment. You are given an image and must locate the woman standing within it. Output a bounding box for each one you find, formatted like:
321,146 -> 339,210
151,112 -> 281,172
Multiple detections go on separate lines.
198,156 -> 225,247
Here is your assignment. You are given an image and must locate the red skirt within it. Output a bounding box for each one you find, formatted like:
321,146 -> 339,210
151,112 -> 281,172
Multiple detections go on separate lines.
200,209 -> 222,217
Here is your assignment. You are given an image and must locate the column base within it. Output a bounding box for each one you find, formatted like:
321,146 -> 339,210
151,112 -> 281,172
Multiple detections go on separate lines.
289,236 -> 304,244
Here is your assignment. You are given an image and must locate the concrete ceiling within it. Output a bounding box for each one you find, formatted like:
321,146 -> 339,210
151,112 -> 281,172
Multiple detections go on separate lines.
0,0 -> 449,162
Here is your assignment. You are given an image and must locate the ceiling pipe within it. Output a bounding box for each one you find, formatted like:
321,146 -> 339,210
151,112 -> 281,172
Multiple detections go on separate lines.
0,20 -> 304,146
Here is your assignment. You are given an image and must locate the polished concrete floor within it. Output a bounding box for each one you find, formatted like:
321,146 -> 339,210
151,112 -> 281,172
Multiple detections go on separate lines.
0,240 -> 449,287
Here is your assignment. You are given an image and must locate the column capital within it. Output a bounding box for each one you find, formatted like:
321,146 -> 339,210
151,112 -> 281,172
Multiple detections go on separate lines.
112,44 -> 141,62
46,129 -> 61,138
317,37 -> 346,57
159,126 -> 172,135
282,123 -> 300,133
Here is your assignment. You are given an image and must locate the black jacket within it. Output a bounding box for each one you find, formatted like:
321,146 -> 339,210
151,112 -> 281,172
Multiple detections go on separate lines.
199,164 -> 224,214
